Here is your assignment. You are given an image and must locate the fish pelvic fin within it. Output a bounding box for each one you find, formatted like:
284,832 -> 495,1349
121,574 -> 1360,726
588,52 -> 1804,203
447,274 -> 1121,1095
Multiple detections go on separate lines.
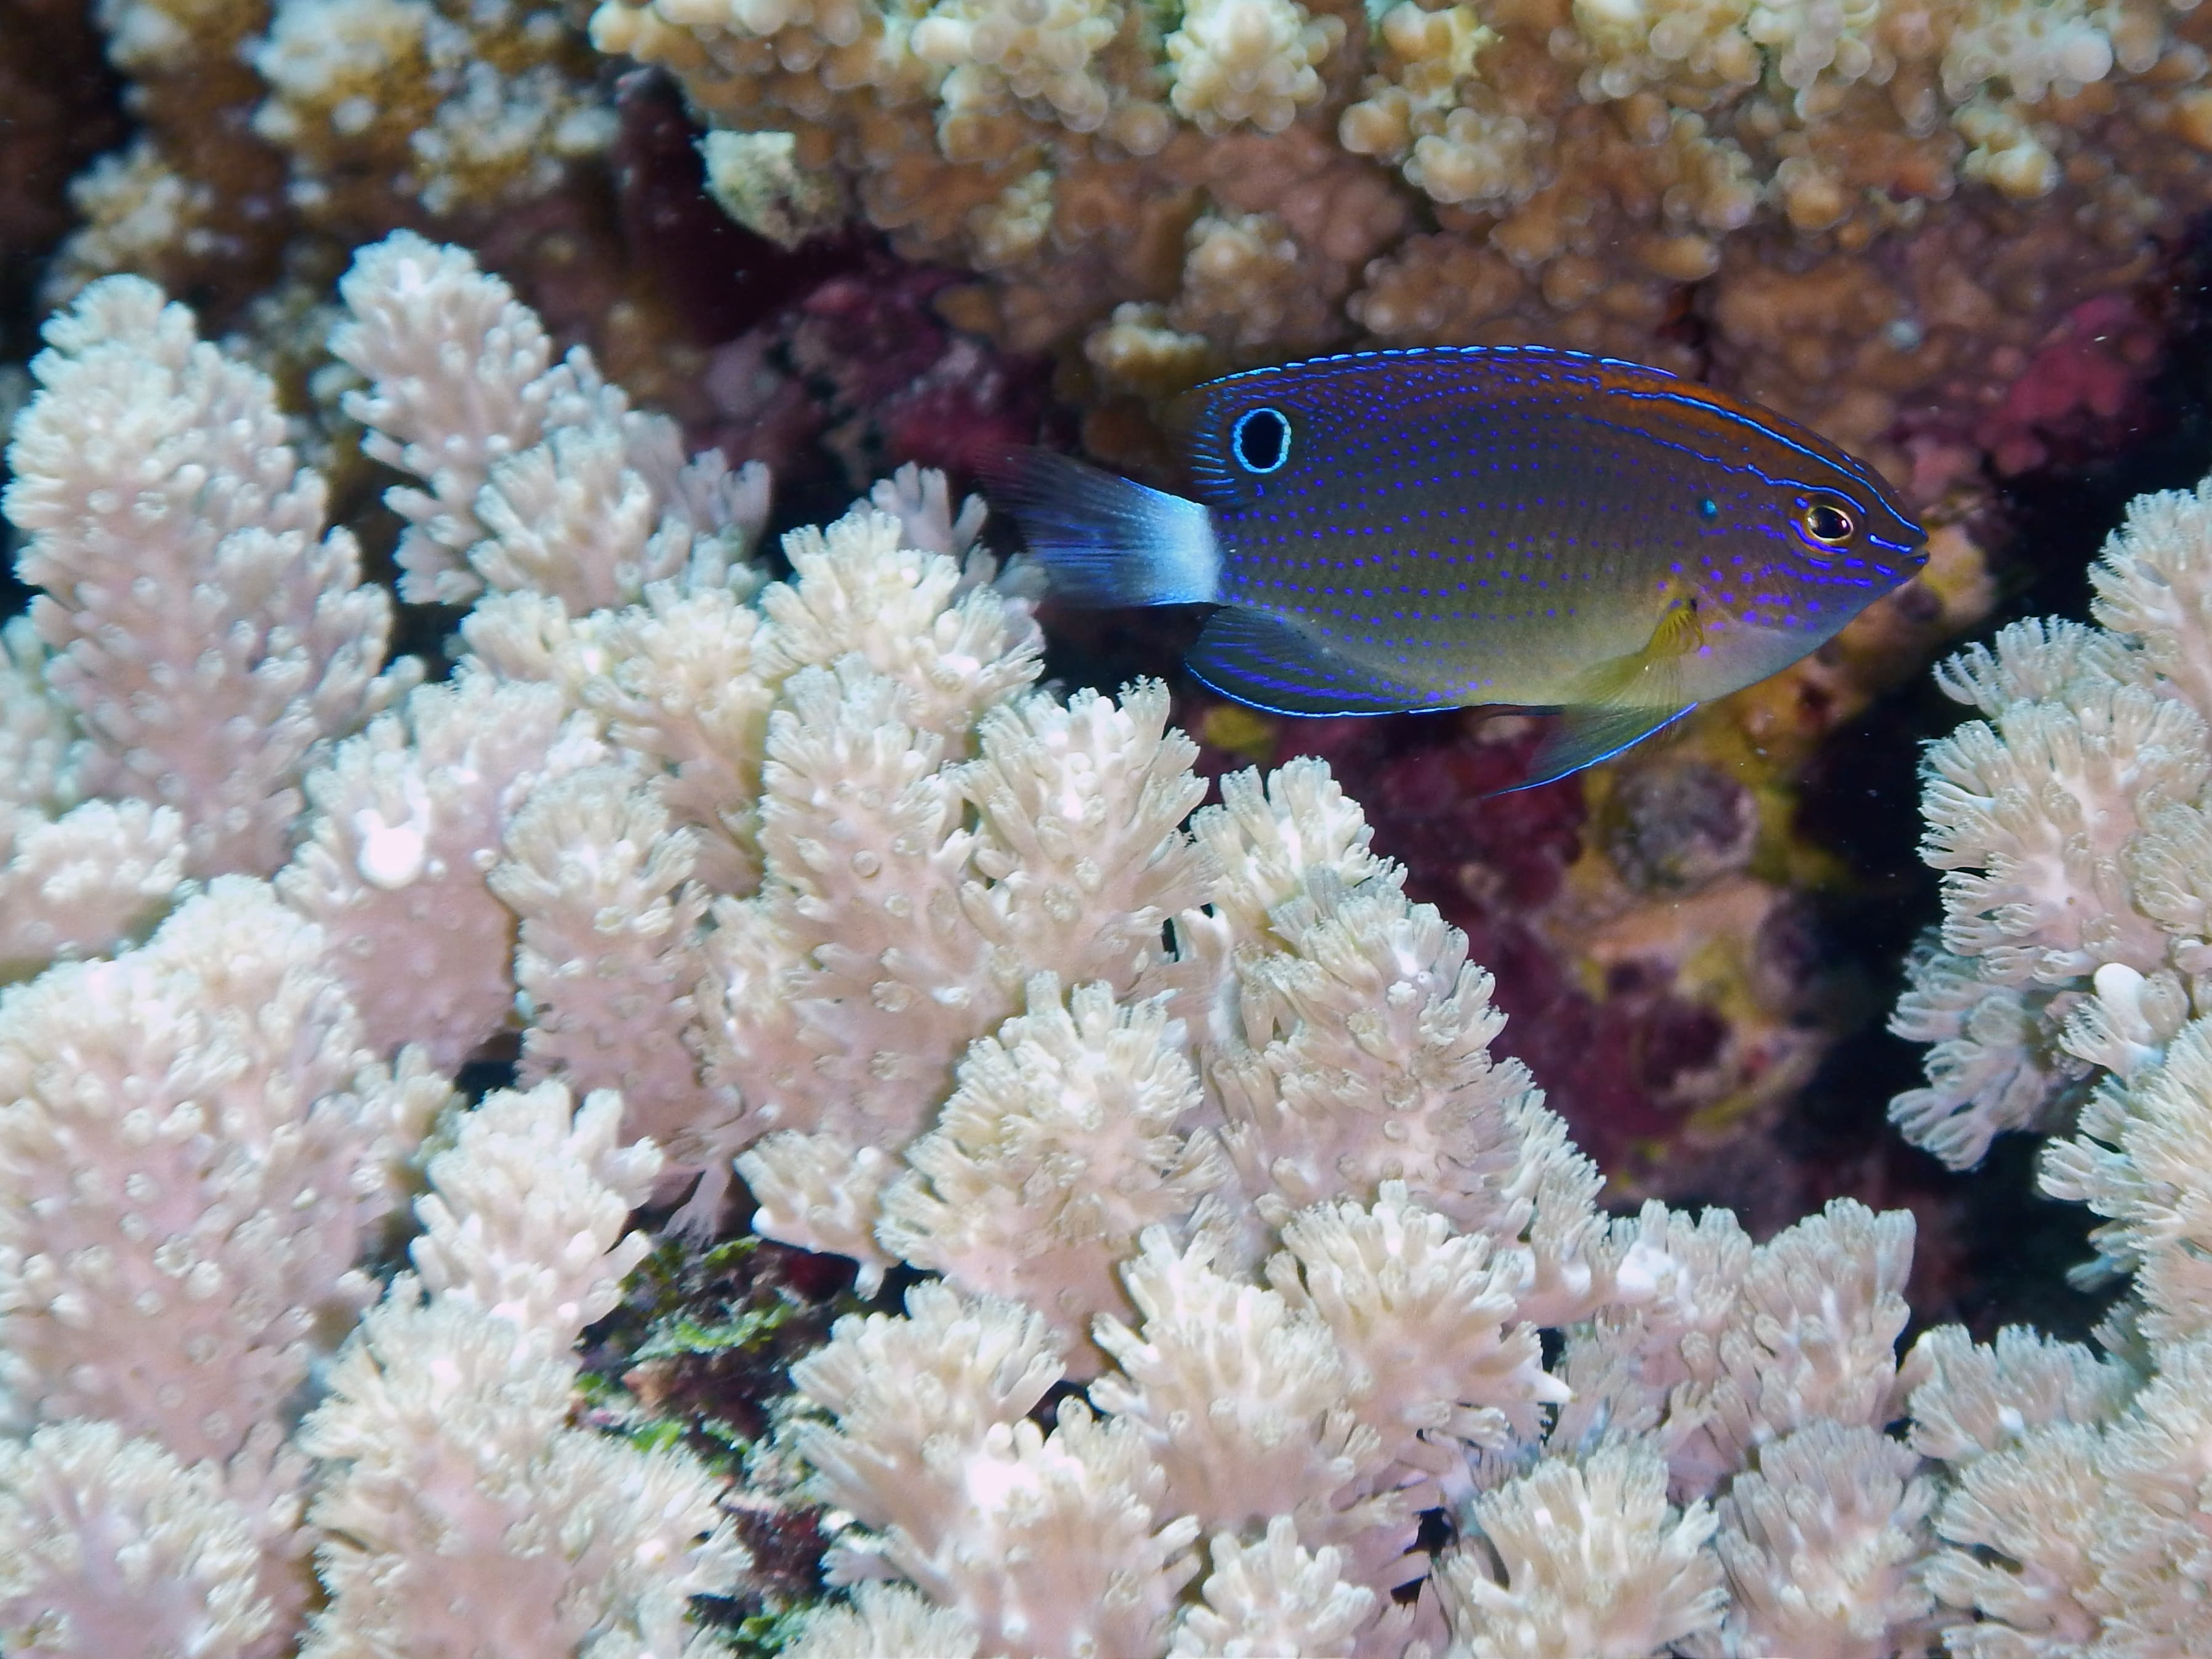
1189,607 -> 1446,716
1496,701 -> 1697,793
978,446 -> 1221,607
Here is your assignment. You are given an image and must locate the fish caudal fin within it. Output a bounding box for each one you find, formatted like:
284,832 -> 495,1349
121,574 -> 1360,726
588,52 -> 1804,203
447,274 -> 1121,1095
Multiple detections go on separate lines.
979,446 -> 1221,607
1189,607 -> 1442,716
1497,702 -> 1697,794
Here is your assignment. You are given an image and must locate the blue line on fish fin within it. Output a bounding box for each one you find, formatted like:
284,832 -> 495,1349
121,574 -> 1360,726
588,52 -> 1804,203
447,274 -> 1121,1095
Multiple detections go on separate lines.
1188,607 -> 1441,717
978,446 -> 1220,607
1493,703 -> 1697,794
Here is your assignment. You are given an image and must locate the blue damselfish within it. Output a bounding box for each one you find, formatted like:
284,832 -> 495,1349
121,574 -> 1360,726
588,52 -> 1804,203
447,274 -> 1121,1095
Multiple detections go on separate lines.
984,345 -> 1928,788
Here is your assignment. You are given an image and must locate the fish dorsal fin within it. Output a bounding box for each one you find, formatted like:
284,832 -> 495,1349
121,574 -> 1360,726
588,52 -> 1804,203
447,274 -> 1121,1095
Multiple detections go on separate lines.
1500,702 -> 1697,793
1189,607 -> 1441,716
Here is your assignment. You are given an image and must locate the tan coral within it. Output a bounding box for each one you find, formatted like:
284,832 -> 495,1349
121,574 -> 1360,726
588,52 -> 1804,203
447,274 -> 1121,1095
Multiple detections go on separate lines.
1167,209 -> 1341,349
254,0 -> 616,221
1165,0 -> 1344,134
597,0 -> 2212,488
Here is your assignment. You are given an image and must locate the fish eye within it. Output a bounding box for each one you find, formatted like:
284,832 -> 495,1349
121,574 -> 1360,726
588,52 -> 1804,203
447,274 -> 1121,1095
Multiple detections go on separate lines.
1696,497 -> 1718,520
1796,497 -> 1857,551
1230,406 -> 1292,474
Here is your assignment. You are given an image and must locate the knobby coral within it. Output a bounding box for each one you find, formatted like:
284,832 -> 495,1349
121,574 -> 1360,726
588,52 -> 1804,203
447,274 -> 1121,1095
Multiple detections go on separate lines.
50,0 -> 612,304
39,0 -> 2212,511
592,0 -> 2212,486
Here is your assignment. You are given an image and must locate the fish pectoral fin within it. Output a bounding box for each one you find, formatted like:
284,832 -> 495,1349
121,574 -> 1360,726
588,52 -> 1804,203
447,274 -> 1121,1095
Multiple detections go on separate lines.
1564,596 -> 1700,706
1647,595 -> 1704,657
1499,701 -> 1698,793
1188,607 -> 1443,717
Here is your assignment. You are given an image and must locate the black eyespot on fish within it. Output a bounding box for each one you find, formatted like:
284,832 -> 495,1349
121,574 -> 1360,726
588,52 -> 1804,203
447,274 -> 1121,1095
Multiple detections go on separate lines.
1796,496 -> 1857,552
1231,407 -> 1292,474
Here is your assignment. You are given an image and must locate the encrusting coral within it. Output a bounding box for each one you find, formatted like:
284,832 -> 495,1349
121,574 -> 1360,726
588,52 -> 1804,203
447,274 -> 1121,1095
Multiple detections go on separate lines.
42,0 -> 2212,511
11,224 -> 2212,1655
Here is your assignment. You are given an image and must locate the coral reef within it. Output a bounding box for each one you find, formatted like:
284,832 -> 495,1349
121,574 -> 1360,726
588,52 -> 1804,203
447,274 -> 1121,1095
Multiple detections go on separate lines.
0,230 -> 1940,1655
10,193 -> 2212,1653
591,0 -> 2212,488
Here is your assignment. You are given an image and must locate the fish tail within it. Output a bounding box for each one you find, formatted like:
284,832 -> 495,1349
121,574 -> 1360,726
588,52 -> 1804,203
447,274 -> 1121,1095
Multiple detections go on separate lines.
979,446 -> 1221,607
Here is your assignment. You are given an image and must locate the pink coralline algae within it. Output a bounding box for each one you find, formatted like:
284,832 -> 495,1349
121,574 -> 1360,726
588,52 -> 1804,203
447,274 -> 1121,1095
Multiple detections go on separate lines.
1973,294 -> 2167,478
1891,291 -> 2170,492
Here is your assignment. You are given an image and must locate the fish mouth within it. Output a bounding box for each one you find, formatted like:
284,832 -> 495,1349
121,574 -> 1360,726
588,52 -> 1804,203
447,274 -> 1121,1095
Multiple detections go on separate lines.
1867,530 -> 1928,572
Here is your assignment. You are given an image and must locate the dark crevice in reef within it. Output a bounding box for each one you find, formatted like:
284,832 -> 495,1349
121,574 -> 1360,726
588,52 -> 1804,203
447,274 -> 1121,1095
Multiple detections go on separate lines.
1990,210 -> 2212,631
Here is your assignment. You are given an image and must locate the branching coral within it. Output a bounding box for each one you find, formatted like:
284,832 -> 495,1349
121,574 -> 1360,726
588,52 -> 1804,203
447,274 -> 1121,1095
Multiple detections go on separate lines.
1904,1007 -> 2212,1652
4,272 -> 416,881
17,222 -> 2212,1657
300,1083 -> 744,1659
0,234 -> 803,1654
1891,474 -> 2212,1168
1859,448 -> 2212,1654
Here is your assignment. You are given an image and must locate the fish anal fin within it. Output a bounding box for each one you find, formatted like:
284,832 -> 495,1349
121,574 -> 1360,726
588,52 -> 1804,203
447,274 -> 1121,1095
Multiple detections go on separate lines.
1189,607 -> 1442,717
1498,701 -> 1697,793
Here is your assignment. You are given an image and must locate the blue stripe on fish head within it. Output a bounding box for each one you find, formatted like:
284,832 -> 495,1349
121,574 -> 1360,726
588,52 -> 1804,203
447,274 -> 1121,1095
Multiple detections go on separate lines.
1686,476 -> 1922,636
1602,381 -> 1925,641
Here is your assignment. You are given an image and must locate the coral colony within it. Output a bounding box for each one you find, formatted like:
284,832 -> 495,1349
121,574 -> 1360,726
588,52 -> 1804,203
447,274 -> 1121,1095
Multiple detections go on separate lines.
15,0 -> 2212,1649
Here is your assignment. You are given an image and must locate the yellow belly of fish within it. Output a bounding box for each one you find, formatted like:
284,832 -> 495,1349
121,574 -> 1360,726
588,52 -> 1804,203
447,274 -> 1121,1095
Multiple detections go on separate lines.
1319,589 -> 1694,711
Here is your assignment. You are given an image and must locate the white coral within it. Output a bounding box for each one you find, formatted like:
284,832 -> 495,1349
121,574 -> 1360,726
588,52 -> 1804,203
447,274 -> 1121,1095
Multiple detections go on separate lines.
333,233 -> 767,608
1436,1440 -> 1727,1659
301,1080 -> 740,1658
406,1081 -> 664,1347
1167,1517 -> 1376,1657
300,1289 -> 741,1659
3,274 -> 414,878
0,1421 -> 279,1659
879,975 -> 1229,1367
0,881 -> 443,1465
277,668 -> 609,1067
790,1282 -> 1200,1656
1892,477 -> 2212,1168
